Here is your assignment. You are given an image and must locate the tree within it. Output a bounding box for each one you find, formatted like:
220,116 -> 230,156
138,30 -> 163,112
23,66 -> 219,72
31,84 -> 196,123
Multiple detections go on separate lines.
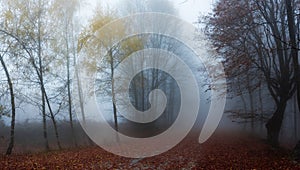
0,52 -> 16,155
118,0 -> 180,127
78,4 -> 123,133
205,0 -> 296,146
52,0 -> 80,147
286,0 -> 300,114
78,0 -> 179,136
0,0 -> 65,150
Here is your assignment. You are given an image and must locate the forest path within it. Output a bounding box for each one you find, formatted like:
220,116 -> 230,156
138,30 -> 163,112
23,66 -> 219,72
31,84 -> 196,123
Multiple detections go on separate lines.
0,131 -> 299,169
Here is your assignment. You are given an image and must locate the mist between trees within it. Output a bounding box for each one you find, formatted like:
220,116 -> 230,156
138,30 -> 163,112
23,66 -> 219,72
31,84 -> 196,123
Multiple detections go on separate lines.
1,0 -> 300,156
0,0 -> 202,155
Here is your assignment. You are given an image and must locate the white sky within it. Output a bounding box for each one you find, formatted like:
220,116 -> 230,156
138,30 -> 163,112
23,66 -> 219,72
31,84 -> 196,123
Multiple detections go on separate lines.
174,0 -> 214,23
79,0 -> 214,25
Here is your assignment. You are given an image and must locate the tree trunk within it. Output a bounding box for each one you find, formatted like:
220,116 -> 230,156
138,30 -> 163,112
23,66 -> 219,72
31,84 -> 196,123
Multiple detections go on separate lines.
246,73 -> 255,130
36,3 -> 61,149
36,0 -> 50,150
286,0 -> 300,113
42,90 -> 49,150
286,0 -> 300,153
74,57 -> 86,124
74,43 -> 94,146
237,76 -> 247,114
66,32 -> 77,147
259,82 -> 264,115
266,100 -> 287,147
110,54 -> 118,131
141,70 -> 145,111
37,69 -> 62,150
109,49 -> 119,142
0,55 -> 16,155
294,94 -> 298,139
48,109 -> 62,150
41,87 -> 62,150
258,80 -> 264,131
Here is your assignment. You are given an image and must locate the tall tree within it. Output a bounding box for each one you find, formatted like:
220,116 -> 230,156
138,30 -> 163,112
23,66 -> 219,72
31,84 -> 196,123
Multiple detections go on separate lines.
0,0 -> 63,150
205,0 -> 296,146
78,4 -> 125,133
286,0 -> 300,112
52,0 -> 80,147
0,52 -> 16,155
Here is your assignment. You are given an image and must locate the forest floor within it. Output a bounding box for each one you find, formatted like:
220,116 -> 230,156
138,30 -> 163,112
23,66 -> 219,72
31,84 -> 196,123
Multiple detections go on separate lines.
0,130 -> 299,169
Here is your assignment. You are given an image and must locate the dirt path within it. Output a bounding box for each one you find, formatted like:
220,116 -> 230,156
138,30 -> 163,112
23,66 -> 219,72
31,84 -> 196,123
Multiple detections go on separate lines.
0,131 -> 299,169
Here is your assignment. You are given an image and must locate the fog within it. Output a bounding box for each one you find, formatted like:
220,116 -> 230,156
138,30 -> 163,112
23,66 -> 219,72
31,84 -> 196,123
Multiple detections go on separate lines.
1,0 -> 299,156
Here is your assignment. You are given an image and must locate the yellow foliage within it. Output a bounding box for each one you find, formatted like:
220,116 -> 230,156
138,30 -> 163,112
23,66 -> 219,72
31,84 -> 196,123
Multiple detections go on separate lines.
3,10 -> 13,21
77,2 -> 147,75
